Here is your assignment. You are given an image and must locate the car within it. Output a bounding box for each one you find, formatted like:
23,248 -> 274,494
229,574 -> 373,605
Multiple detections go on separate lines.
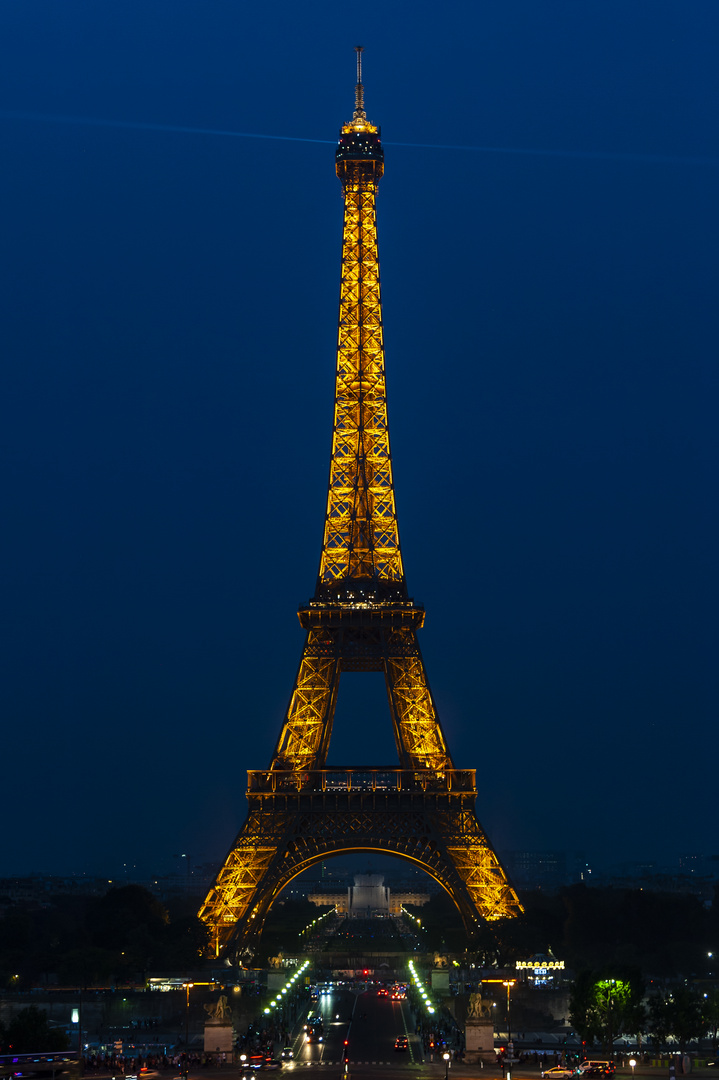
542,1069 -> 575,1079
377,988 -> 388,997
577,1063 -> 614,1076
394,1036 -> 409,1052
280,1048 -> 294,1061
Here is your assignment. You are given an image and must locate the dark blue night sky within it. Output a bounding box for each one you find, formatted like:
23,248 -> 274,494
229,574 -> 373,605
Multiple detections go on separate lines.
2,1 -> 717,879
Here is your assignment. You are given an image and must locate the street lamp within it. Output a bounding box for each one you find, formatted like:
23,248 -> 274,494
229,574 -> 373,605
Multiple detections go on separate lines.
502,981 -> 516,1044
443,1051 -> 451,1080
72,1005 -> 82,1075
629,1060 -> 637,1077
183,982 -> 194,1080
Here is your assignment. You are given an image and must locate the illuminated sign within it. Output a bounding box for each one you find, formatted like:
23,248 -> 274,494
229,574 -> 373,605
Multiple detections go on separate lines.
515,960 -> 565,971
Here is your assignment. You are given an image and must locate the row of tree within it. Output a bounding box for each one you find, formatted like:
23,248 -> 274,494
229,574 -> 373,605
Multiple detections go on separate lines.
407,882 -> 719,977
0,885 -> 208,987
0,1005 -> 70,1053
569,970 -> 719,1055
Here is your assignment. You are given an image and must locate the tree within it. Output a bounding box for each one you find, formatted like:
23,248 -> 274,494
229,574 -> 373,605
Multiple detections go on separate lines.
647,993 -> 672,1052
87,885 -> 168,952
3,1006 -> 69,1053
570,970 -> 603,1047
160,913 -> 210,969
570,969 -> 645,1055
58,947 -> 116,987
593,978 -> 646,1056
560,884 -> 709,976
648,987 -> 705,1054
667,986 -> 705,1053
704,988 -> 719,1055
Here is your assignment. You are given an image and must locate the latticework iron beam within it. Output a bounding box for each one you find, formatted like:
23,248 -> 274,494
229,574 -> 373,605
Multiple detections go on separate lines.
198,771 -> 522,958
198,52 -> 523,959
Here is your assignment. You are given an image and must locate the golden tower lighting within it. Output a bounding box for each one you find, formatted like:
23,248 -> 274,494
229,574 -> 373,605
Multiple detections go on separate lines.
198,48 -> 523,961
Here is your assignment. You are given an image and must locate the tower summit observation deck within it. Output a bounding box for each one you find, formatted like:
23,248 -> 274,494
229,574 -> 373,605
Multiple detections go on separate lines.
198,50 -> 522,961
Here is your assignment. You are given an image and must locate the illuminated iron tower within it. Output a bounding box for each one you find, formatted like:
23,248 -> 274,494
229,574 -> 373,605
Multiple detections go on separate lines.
199,49 -> 522,959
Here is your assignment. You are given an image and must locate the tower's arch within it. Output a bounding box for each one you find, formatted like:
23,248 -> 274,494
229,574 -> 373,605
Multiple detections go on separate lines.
235,843 -> 477,954
201,767 -> 521,960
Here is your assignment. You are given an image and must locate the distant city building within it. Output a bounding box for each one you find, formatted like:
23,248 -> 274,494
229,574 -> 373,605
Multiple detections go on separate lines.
308,873 -> 429,916
679,853 -> 719,876
501,851 -> 589,891
0,874 -> 110,907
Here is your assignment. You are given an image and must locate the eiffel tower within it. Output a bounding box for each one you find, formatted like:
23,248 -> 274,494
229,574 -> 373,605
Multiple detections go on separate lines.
199,49 -> 523,960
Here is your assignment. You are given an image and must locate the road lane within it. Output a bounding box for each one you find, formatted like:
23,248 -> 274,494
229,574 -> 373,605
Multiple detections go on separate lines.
294,989 -> 356,1065
285,984 -> 437,1080
339,989 -> 422,1066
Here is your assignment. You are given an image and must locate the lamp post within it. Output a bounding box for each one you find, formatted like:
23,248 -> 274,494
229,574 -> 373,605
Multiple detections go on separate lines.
443,1051 -> 451,1080
72,1004 -> 82,1076
502,982 -> 516,1080
629,1059 -> 637,1077
502,980 -> 515,1044
183,982 -> 194,1080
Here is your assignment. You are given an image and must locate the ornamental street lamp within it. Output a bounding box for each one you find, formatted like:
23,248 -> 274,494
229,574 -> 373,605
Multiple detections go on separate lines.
443,1051 -> 451,1080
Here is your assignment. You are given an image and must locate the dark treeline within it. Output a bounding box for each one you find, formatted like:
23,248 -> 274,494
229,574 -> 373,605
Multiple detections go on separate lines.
254,898 -> 325,966
3,880 -> 718,987
407,882 -> 719,977
0,885 -> 208,987
0,1004 -> 70,1053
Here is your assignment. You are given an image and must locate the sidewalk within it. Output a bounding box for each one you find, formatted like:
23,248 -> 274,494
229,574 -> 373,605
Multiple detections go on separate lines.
449,1069 -> 719,1080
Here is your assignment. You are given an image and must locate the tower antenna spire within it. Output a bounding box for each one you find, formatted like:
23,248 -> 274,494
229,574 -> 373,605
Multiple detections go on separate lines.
353,45 -> 366,121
